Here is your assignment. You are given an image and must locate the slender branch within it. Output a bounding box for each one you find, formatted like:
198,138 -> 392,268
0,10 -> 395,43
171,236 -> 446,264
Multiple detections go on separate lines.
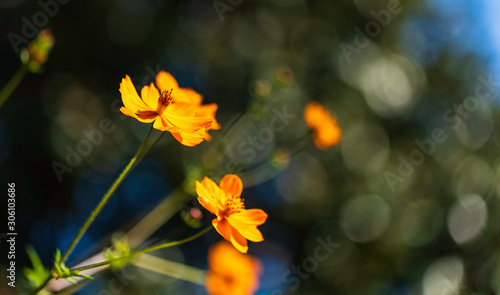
30,275 -> 52,295
53,187 -> 191,295
0,65 -> 28,109
134,254 -> 206,285
124,187 -> 187,248
32,126 -> 156,295
71,225 -> 213,273
286,129 -> 312,153
61,125 -> 155,263
115,130 -> 164,190
132,131 -> 166,169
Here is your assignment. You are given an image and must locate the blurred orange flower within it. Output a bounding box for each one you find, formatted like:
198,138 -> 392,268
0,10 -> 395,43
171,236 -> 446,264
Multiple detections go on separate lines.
206,241 -> 262,295
303,101 -> 342,150
196,174 -> 267,253
156,70 -> 221,140
119,75 -> 214,146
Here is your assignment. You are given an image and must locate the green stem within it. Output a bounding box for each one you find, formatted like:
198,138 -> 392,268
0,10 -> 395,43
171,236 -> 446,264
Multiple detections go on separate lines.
133,254 -> 206,286
0,65 -> 28,109
132,131 -> 166,169
71,225 -> 213,273
61,125 -> 155,264
30,275 -> 52,295
286,129 -> 312,153
33,128 -> 169,295
50,187 -> 191,295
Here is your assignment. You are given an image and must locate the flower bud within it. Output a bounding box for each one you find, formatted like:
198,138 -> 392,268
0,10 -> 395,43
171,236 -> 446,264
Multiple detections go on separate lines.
21,28 -> 54,72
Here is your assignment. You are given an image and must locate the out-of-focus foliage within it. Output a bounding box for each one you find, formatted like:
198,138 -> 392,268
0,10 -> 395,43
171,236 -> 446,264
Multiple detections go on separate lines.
23,246 -> 51,289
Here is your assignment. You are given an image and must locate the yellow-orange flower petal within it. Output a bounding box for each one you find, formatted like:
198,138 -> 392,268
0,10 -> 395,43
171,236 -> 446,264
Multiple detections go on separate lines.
162,112 -> 212,133
177,87 -> 204,105
303,101 -> 342,150
241,227 -> 264,242
120,75 -> 150,112
205,241 -> 262,295
155,70 -> 179,92
120,107 -> 155,123
227,217 -> 264,242
196,103 -> 221,130
140,82 -> 160,111
199,177 -> 223,199
219,174 -> 243,199
196,180 -> 219,214
171,128 -> 207,147
196,174 -> 267,253
228,224 -> 264,242
230,227 -> 248,253
230,209 -> 268,226
213,218 -> 232,242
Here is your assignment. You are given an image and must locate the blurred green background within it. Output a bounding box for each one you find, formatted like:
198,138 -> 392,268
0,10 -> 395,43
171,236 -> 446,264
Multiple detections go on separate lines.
1,0 -> 500,294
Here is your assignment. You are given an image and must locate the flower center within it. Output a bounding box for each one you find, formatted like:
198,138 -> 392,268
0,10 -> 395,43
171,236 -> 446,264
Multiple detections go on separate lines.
221,274 -> 236,286
224,195 -> 245,216
157,89 -> 174,114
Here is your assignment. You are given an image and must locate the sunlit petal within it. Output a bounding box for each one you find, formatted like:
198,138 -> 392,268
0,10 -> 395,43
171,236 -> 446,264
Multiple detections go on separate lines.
220,174 -> 243,198
155,70 -> 179,91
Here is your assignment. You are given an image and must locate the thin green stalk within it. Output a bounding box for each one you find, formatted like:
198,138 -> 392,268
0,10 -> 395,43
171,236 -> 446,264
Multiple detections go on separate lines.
61,125 -> 154,263
71,225 -> 213,273
53,187 -> 191,295
32,126 -> 157,295
116,130 -> 165,188
134,254 -> 206,285
30,275 -> 52,295
286,129 -> 312,153
132,131 -> 166,169
0,65 -> 28,108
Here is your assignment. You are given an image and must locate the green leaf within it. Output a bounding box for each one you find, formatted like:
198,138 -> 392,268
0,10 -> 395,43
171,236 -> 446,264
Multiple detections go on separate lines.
23,245 -> 51,288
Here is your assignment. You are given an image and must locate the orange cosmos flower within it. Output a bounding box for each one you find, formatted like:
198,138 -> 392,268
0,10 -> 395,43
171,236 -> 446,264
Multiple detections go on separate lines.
303,101 -> 342,150
119,75 -> 214,146
156,70 -> 221,140
206,241 -> 262,295
196,174 -> 267,253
